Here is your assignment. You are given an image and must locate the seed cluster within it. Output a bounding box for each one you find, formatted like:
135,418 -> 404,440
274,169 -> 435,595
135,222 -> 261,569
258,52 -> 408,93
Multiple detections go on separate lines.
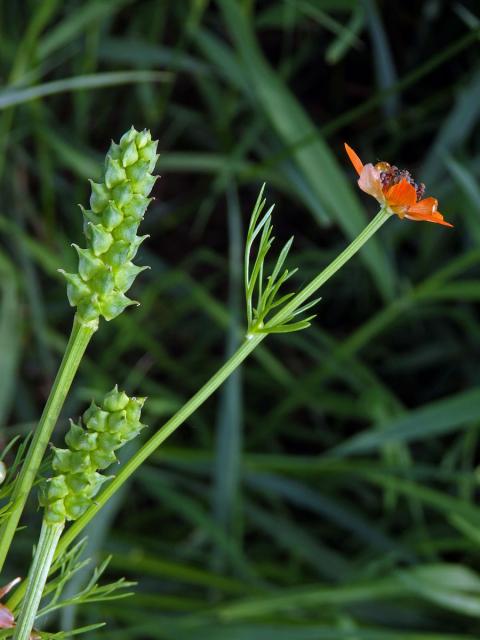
40,387 -> 146,525
376,162 -> 425,201
61,127 -> 158,327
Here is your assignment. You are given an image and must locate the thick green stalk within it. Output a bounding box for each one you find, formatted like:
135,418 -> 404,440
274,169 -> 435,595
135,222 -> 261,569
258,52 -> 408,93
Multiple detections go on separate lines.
54,208 -> 391,557
12,520 -> 63,640
0,316 -> 95,572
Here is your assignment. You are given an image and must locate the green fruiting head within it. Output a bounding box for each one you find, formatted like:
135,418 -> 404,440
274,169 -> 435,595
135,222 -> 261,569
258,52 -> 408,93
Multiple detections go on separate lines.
61,127 -> 158,329
41,387 -> 147,525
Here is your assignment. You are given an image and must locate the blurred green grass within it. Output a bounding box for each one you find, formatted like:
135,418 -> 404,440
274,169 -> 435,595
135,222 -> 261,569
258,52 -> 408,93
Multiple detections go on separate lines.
1,1 -> 480,638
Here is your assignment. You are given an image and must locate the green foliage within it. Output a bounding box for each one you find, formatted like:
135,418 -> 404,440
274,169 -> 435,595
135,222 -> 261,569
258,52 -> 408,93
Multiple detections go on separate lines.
37,538 -> 136,621
60,127 -> 158,327
40,388 -> 146,525
9,538 -> 135,639
0,435 -> 31,525
1,1 -> 480,639
245,185 -> 319,335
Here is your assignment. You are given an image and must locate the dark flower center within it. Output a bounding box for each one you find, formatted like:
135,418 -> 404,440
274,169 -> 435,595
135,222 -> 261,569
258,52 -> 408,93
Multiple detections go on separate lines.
375,162 -> 425,201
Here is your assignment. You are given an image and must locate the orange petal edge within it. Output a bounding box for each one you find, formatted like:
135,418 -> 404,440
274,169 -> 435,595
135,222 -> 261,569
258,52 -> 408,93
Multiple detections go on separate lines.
344,143 -> 364,176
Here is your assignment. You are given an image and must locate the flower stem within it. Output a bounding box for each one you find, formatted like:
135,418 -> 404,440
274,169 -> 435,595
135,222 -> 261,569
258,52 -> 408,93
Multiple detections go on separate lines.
12,520 -> 64,640
268,207 -> 391,328
53,208 -> 391,557
0,316 -> 95,572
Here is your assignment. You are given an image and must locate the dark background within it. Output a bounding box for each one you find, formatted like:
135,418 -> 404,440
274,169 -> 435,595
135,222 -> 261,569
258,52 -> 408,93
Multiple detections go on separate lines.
1,1 -> 480,638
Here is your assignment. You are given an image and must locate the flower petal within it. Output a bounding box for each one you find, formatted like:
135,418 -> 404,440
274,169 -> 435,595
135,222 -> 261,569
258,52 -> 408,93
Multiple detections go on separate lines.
0,604 -> 15,628
357,163 -> 384,202
0,578 -> 21,599
406,197 -> 453,227
406,214 -> 453,227
407,196 -> 438,215
386,179 -> 417,212
405,211 -> 453,227
344,143 -> 364,176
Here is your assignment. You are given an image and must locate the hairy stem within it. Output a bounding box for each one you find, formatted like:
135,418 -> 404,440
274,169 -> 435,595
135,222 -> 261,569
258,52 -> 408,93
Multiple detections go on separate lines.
55,208 -> 391,556
12,520 -> 64,640
0,317 -> 95,571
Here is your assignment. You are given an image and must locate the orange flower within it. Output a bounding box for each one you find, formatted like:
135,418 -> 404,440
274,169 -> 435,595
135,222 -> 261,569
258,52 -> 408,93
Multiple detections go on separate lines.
344,143 -> 453,227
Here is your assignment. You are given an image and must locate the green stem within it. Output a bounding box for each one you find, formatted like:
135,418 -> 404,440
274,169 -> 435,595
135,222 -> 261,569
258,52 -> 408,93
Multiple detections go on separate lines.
54,208 -> 390,557
54,335 -> 264,561
12,520 -> 64,640
269,207 -> 390,327
0,316 -> 95,572
8,210 -> 390,612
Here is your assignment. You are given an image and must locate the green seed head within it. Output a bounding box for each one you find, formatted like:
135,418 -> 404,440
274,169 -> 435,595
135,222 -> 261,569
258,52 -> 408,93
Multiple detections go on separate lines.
61,127 -> 158,328
41,387 -> 147,525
